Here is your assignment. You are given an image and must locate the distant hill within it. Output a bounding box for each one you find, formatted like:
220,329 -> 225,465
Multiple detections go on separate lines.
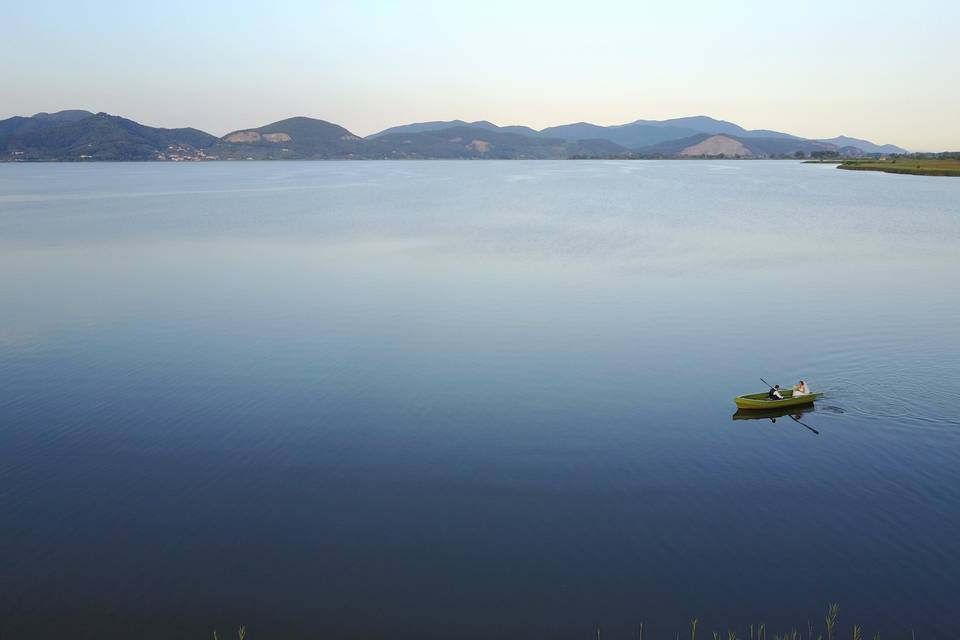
377,115 -> 823,151
636,133 -> 844,157
210,120 -> 630,159
1,112 -> 217,161
625,115 -> 799,139
30,110 -> 94,123
738,136 -> 837,156
210,117 -> 367,159
564,138 -> 633,157
370,126 -> 628,159
629,116 -> 747,136
0,110 -> 94,138
635,133 -> 713,156
0,109 -> 913,160
370,120 -> 540,139
817,136 -> 907,155
539,122 -> 702,148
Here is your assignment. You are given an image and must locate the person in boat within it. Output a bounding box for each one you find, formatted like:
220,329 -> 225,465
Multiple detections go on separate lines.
768,384 -> 783,400
793,380 -> 809,396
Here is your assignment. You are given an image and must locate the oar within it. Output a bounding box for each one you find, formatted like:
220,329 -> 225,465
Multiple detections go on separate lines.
790,413 -> 820,435
760,377 -> 781,397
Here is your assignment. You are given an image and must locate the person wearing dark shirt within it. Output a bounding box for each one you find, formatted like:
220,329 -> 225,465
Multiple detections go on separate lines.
768,384 -> 783,400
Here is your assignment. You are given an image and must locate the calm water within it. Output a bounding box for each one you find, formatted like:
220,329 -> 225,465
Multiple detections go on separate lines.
1,161 -> 959,639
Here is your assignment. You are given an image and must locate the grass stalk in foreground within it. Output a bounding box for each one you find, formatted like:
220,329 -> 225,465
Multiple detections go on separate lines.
213,604 -> 925,639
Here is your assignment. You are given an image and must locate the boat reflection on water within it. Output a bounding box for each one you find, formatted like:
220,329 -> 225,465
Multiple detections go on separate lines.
732,403 -> 820,434
732,404 -> 815,422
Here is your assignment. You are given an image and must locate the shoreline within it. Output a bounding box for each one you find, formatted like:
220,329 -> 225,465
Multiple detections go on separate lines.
836,158 -> 960,177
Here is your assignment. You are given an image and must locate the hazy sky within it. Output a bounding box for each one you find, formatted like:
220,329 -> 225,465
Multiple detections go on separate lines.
5,0 -> 959,150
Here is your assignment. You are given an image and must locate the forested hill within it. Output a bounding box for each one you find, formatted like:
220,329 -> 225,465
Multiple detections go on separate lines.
0,110 -> 910,161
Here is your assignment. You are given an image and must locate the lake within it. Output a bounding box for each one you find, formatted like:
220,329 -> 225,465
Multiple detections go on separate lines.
1,160 -> 958,639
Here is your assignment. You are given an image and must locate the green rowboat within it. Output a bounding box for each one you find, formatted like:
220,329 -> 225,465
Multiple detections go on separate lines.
734,389 -> 822,410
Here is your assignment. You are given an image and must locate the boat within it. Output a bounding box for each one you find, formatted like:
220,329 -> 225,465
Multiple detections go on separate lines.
734,389 -> 822,410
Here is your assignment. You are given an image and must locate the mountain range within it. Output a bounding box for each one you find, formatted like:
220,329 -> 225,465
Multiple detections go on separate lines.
0,110 -> 910,161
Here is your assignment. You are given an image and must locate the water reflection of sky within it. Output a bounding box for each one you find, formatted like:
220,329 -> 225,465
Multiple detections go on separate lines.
1,161 -> 959,638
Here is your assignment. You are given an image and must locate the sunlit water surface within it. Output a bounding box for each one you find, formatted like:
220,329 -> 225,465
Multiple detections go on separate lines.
1,161 -> 958,639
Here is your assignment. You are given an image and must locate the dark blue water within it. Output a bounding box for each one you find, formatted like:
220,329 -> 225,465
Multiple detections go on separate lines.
1,161 -> 958,639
